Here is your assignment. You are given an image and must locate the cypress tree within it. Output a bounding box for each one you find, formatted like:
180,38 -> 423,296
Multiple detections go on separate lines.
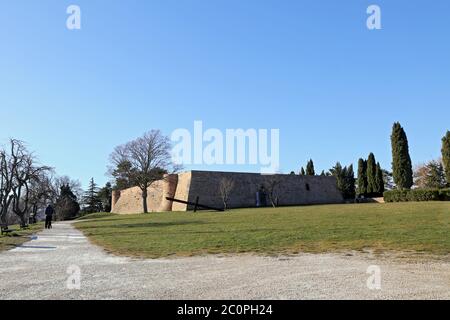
375,162 -> 385,195
330,162 -> 344,196
366,153 -> 377,194
345,164 -> 356,200
357,158 -> 367,196
391,122 -> 413,189
306,159 -> 315,176
300,167 -> 306,175
442,131 -> 450,185
330,162 -> 355,199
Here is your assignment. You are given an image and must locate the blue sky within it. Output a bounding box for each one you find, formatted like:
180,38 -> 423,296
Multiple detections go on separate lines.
0,0 -> 449,188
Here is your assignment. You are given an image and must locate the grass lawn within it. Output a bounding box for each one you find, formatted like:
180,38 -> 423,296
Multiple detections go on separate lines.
74,202 -> 450,258
76,212 -> 117,220
0,223 -> 44,252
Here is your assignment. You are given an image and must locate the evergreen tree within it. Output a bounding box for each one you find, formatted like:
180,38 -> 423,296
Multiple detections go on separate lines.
357,158 -> 367,196
375,162 -> 385,195
442,131 -> 450,185
391,122 -> 413,189
330,162 -> 344,195
344,164 -> 356,199
320,170 -> 326,176
366,153 -> 377,194
415,160 -> 447,189
329,162 -> 355,200
83,178 -> 102,214
306,159 -> 315,176
111,160 -> 136,190
55,184 -> 80,220
300,167 -> 306,175
426,161 -> 446,189
98,182 -> 113,212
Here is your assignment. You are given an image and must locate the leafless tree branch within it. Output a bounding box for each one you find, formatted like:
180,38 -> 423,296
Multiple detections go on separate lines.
109,130 -> 177,213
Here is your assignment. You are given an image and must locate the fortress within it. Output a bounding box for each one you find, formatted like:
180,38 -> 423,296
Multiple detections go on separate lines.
111,171 -> 344,214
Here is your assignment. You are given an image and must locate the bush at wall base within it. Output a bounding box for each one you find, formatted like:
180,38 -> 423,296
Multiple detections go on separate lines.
383,189 -> 449,202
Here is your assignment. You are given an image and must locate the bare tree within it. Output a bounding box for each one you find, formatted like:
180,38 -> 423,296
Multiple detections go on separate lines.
8,140 -> 51,227
218,177 -> 235,210
28,171 -> 55,222
53,175 -> 83,201
109,130 -> 177,213
11,151 -> 34,227
0,146 -> 14,225
0,140 -> 53,227
263,175 -> 283,208
1,140 -> 81,226
0,139 -> 30,225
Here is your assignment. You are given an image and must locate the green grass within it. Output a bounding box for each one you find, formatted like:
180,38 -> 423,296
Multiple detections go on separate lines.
76,212 -> 117,220
0,223 -> 44,252
74,202 -> 450,258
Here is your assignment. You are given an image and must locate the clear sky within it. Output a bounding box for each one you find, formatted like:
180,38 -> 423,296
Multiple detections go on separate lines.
1,0 -> 449,188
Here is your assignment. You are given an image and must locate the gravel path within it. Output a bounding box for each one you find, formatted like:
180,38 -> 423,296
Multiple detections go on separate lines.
0,222 -> 449,300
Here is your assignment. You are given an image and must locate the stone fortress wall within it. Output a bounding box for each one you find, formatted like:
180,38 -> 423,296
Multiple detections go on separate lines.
111,170 -> 344,214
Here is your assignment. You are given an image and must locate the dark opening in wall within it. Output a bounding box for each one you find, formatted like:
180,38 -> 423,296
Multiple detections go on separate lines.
305,183 -> 310,191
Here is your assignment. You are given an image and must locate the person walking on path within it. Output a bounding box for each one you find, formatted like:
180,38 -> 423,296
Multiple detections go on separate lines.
45,204 -> 54,229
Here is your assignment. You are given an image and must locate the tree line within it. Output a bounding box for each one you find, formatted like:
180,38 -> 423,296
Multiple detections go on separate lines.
292,123 -> 449,201
5,122 -> 446,222
0,139 -> 115,227
103,123 -> 449,212
0,139 -> 82,227
390,123 -> 449,191
356,153 -> 384,197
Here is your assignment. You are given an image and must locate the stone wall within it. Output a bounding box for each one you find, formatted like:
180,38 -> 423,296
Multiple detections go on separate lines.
185,171 -> 344,210
171,172 -> 192,211
111,174 -> 179,213
111,170 -> 344,214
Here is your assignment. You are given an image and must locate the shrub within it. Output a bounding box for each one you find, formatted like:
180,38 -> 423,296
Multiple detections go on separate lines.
439,188 -> 450,201
407,189 -> 440,201
383,190 -> 408,202
383,189 -> 443,202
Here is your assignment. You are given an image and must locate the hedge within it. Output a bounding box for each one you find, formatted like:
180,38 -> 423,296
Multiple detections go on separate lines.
439,188 -> 450,201
383,189 -> 449,202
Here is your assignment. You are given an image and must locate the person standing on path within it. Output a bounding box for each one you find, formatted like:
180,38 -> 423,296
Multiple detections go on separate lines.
45,204 -> 54,229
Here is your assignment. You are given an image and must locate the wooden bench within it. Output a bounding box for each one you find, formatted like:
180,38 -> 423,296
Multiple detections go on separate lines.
1,224 -> 16,236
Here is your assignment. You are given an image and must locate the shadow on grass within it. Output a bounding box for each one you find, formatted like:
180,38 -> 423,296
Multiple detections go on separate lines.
0,234 -> 38,252
78,227 -> 286,239
75,215 -> 204,225
79,220 -> 207,230
75,218 -> 129,224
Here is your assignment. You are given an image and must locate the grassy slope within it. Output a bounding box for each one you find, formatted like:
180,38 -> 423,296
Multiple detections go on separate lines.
76,212 -> 117,220
0,223 -> 44,252
74,202 -> 450,258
